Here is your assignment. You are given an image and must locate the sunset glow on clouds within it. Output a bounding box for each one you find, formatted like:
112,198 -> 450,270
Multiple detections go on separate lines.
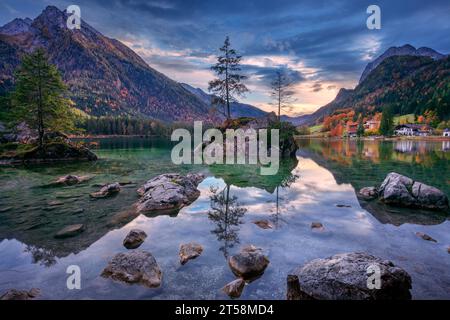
1,0 -> 449,116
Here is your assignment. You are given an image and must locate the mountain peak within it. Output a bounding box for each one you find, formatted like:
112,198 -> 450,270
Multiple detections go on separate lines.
0,17 -> 33,35
359,44 -> 445,83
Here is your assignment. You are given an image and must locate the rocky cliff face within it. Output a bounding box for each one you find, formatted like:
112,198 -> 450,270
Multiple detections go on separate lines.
0,6 -> 216,123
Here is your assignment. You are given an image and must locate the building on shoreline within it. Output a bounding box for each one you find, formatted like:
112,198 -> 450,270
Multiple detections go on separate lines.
443,128 -> 450,137
394,124 -> 432,136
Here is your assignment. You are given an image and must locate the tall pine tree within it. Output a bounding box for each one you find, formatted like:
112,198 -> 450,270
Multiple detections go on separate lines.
12,48 -> 74,148
209,36 -> 248,120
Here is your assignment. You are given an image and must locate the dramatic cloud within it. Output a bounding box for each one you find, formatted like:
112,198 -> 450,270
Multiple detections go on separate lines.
1,0 -> 449,115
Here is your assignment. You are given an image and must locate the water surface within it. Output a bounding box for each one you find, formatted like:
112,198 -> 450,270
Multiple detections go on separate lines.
0,137 -> 449,299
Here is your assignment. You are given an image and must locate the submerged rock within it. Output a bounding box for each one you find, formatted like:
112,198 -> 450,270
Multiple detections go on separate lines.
0,288 -> 40,300
447,247 -> 450,254
48,200 -> 64,206
228,245 -> 270,280
54,174 -> 91,186
54,224 -> 84,238
311,222 -> 324,229
293,252 -> 412,300
135,173 -> 204,214
123,229 -> 147,249
377,172 -> 449,211
253,220 -> 273,229
415,232 -> 437,242
358,187 -> 378,200
101,250 -> 162,288
179,242 -> 203,265
222,278 -> 245,298
0,207 -> 12,213
90,182 -> 121,199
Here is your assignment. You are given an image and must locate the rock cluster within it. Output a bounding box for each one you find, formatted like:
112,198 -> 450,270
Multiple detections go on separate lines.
359,172 -> 449,211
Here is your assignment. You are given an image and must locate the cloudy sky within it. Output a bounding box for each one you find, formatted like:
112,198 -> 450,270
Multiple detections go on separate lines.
1,0 -> 449,116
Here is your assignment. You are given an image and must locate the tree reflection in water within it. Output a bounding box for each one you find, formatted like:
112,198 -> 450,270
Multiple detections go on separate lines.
208,184 -> 246,258
271,173 -> 299,228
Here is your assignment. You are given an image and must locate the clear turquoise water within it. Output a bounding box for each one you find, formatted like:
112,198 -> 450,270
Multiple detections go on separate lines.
0,137 -> 449,299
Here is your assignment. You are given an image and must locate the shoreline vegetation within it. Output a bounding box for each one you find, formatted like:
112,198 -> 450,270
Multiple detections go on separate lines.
295,135 -> 450,141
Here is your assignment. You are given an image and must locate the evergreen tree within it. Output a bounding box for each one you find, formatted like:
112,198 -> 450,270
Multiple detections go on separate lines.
12,49 -> 74,148
356,114 -> 365,137
209,36 -> 248,119
379,107 -> 394,136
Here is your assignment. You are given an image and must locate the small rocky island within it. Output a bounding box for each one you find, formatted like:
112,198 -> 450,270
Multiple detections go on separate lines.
0,123 -> 97,165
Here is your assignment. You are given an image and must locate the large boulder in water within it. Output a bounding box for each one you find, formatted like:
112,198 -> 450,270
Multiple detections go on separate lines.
228,245 -> 270,280
293,252 -> 412,300
378,172 -> 448,211
135,173 -> 204,214
101,250 -> 162,288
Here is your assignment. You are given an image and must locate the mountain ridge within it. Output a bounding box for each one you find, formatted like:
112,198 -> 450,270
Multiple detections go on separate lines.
293,45 -> 449,126
0,6 -> 217,123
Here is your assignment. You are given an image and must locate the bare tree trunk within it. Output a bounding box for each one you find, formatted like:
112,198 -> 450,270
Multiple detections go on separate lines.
225,56 -> 230,120
278,83 -> 281,123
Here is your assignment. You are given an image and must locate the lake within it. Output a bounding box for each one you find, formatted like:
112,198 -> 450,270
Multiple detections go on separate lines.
0,137 -> 449,299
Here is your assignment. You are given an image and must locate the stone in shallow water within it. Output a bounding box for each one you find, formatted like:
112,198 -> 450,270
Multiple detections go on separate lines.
415,232 -> 437,242
358,187 -> 378,200
54,224 -> 84,238
101,250 -> 162,288
336,204 -> 352,208
293,252 -> 412,300
54,174 -> 90,186
123,229 -> 147,249
135,173 -> 204,213
48,200 -> 64,206
311,222 -> 323,229
179,242 -> 203,265
447,247 -> 450,254
0,288 -> 40,300
222,278 -> 245,298
253,220 -> 273,229
228,245 -> 269,280
90,182 -> 121,198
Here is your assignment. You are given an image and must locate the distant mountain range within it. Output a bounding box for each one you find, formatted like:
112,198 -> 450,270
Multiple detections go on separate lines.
1,7 -> 448,126
180,83 -> 268,119
294,45 -> 449,126
0,6 -> 218,123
